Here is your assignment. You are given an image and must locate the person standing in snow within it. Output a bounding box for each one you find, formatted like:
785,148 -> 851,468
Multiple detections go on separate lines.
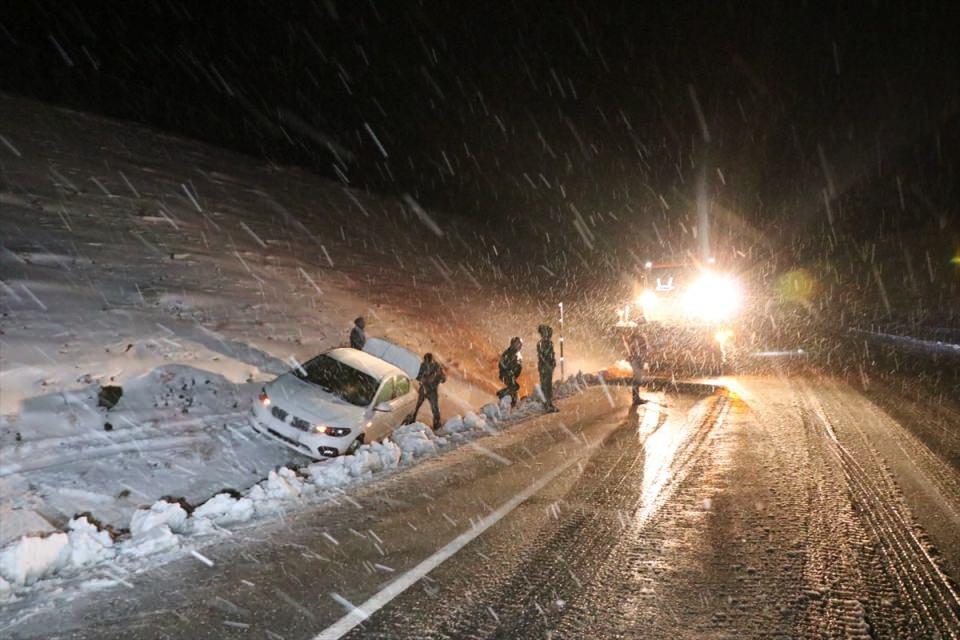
496,337 -> 523,408
349,317 -> 366,350
406,353 -> 446,430
537,325 -> 559,412
625,326 -> 649,405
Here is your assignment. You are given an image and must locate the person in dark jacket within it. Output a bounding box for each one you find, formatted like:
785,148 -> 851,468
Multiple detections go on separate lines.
349,317 -> 366,350
537,325 -> 559,412
406,353 -> 447,430
625,327 -> 649,405
496,337 -> 523,408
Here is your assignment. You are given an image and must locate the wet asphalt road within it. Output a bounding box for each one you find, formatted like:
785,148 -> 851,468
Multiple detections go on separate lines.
9,377 -> 960,639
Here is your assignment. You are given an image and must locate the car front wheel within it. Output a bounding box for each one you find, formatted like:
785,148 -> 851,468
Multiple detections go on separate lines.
345,434 -> 365,455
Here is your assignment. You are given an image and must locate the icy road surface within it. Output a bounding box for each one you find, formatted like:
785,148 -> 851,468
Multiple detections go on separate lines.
6,377 -> 960,639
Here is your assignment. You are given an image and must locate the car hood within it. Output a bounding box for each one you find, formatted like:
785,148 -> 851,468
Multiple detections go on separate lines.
266,373 -> 368,428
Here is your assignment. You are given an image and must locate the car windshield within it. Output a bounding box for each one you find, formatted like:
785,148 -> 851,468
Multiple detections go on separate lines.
292,354 -> 378,407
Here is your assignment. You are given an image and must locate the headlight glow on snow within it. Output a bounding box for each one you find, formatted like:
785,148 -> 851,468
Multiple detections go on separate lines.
636,289 -> 658,310
714,328 -> 734,345
681,272 -> 742,322
259,389 -> 271,406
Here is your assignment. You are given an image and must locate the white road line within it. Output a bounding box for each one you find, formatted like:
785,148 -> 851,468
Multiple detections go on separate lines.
312,435 -> 603,640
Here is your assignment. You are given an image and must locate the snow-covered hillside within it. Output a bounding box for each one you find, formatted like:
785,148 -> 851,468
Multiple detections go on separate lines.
0,95 -> 614,558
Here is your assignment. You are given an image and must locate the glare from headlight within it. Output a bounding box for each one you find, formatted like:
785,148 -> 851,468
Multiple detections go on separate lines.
714,329 -> 734,345
636,289 -> 658,310
259,389 -> 271,406
682,272 -> 742,322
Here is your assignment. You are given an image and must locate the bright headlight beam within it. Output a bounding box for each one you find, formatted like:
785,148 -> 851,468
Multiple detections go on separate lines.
681,272 -> 742,322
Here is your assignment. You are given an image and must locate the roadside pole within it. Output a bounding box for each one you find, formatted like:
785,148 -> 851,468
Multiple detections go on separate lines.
558,302 -> 565,381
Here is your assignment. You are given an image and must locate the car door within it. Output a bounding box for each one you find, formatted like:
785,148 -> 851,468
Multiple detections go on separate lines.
389,375 -> 415,434
366,376 -> 396,442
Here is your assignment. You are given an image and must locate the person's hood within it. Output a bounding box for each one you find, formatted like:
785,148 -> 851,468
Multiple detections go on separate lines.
265,373 -> 368,428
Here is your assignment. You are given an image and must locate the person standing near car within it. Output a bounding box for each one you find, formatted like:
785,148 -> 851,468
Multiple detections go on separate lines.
349,316 -> 366,350
625,326 -> 649,405
496,337 -> 523,408
537,325 -> 559,412
406,353 -> 446,430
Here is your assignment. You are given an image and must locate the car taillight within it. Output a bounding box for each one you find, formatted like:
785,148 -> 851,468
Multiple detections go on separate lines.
259,389 -> 271,406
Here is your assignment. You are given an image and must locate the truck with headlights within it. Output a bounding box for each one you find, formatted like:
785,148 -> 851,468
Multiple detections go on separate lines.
615,260 -> 744,375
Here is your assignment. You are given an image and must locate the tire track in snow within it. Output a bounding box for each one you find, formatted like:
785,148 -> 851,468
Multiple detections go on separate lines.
798,378 -> 960,638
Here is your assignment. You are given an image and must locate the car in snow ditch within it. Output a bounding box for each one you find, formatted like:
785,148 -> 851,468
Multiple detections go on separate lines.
250,338 -> 422,459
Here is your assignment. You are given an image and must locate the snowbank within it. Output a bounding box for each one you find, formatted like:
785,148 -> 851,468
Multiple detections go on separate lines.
307,440 -> 402,487
191,493 -> 254,527
391,422 -> 448,464
120,525 -> 180,557
129,500 -> 188,537
67,517 -> 115,568
0,533 -> 70,586
0,371 -> 594,598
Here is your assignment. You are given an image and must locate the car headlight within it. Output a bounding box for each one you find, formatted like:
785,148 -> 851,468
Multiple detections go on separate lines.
681,272 -> 742,322
314,425 -> 351,437
259,389 -> 271,406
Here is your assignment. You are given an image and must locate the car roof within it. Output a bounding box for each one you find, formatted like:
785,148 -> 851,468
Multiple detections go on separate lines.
326,347 -> 407,381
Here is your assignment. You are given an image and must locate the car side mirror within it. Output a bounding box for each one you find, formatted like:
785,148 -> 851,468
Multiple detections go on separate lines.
374,402 -> 393,412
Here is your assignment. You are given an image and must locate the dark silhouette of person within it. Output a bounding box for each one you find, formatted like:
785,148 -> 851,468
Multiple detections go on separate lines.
350,317 -> 366,350
496,337 -> 523,408
537,325 -> 559,412
407,353 -> 446,430
625,327 -> 649,405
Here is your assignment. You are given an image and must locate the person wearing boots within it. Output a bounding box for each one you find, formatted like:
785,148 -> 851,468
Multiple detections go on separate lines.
537,325 -> 559,412
407,353 -> 447,430
625,326 -> 649,405
496,337 -> 523,408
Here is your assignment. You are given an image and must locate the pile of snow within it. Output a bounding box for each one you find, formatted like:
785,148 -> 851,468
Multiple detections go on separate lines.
0,533 -> 70,586
463,411 -> 486,430
248,467 -> 310,512
121,500 -> 189,558
481,402 -> 502,422
66,517 -> 115,568
391,422 -> 447,464
121,524 -> 180,558
190,493 -> 254,529
441,415 -> 467,434
129,500 -> 188,537
307,440 -> 401,488
0,576 -> 12,603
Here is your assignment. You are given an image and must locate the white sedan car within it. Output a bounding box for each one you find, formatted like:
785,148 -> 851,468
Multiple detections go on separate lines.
251,339 -> 421,459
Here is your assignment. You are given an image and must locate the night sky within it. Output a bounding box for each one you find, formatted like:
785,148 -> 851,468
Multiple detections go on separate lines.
3,1 -> 958,308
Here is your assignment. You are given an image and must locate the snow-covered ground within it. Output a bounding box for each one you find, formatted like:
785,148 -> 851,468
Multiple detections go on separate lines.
0,95 -> 617,611
0,373 -> 591,610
